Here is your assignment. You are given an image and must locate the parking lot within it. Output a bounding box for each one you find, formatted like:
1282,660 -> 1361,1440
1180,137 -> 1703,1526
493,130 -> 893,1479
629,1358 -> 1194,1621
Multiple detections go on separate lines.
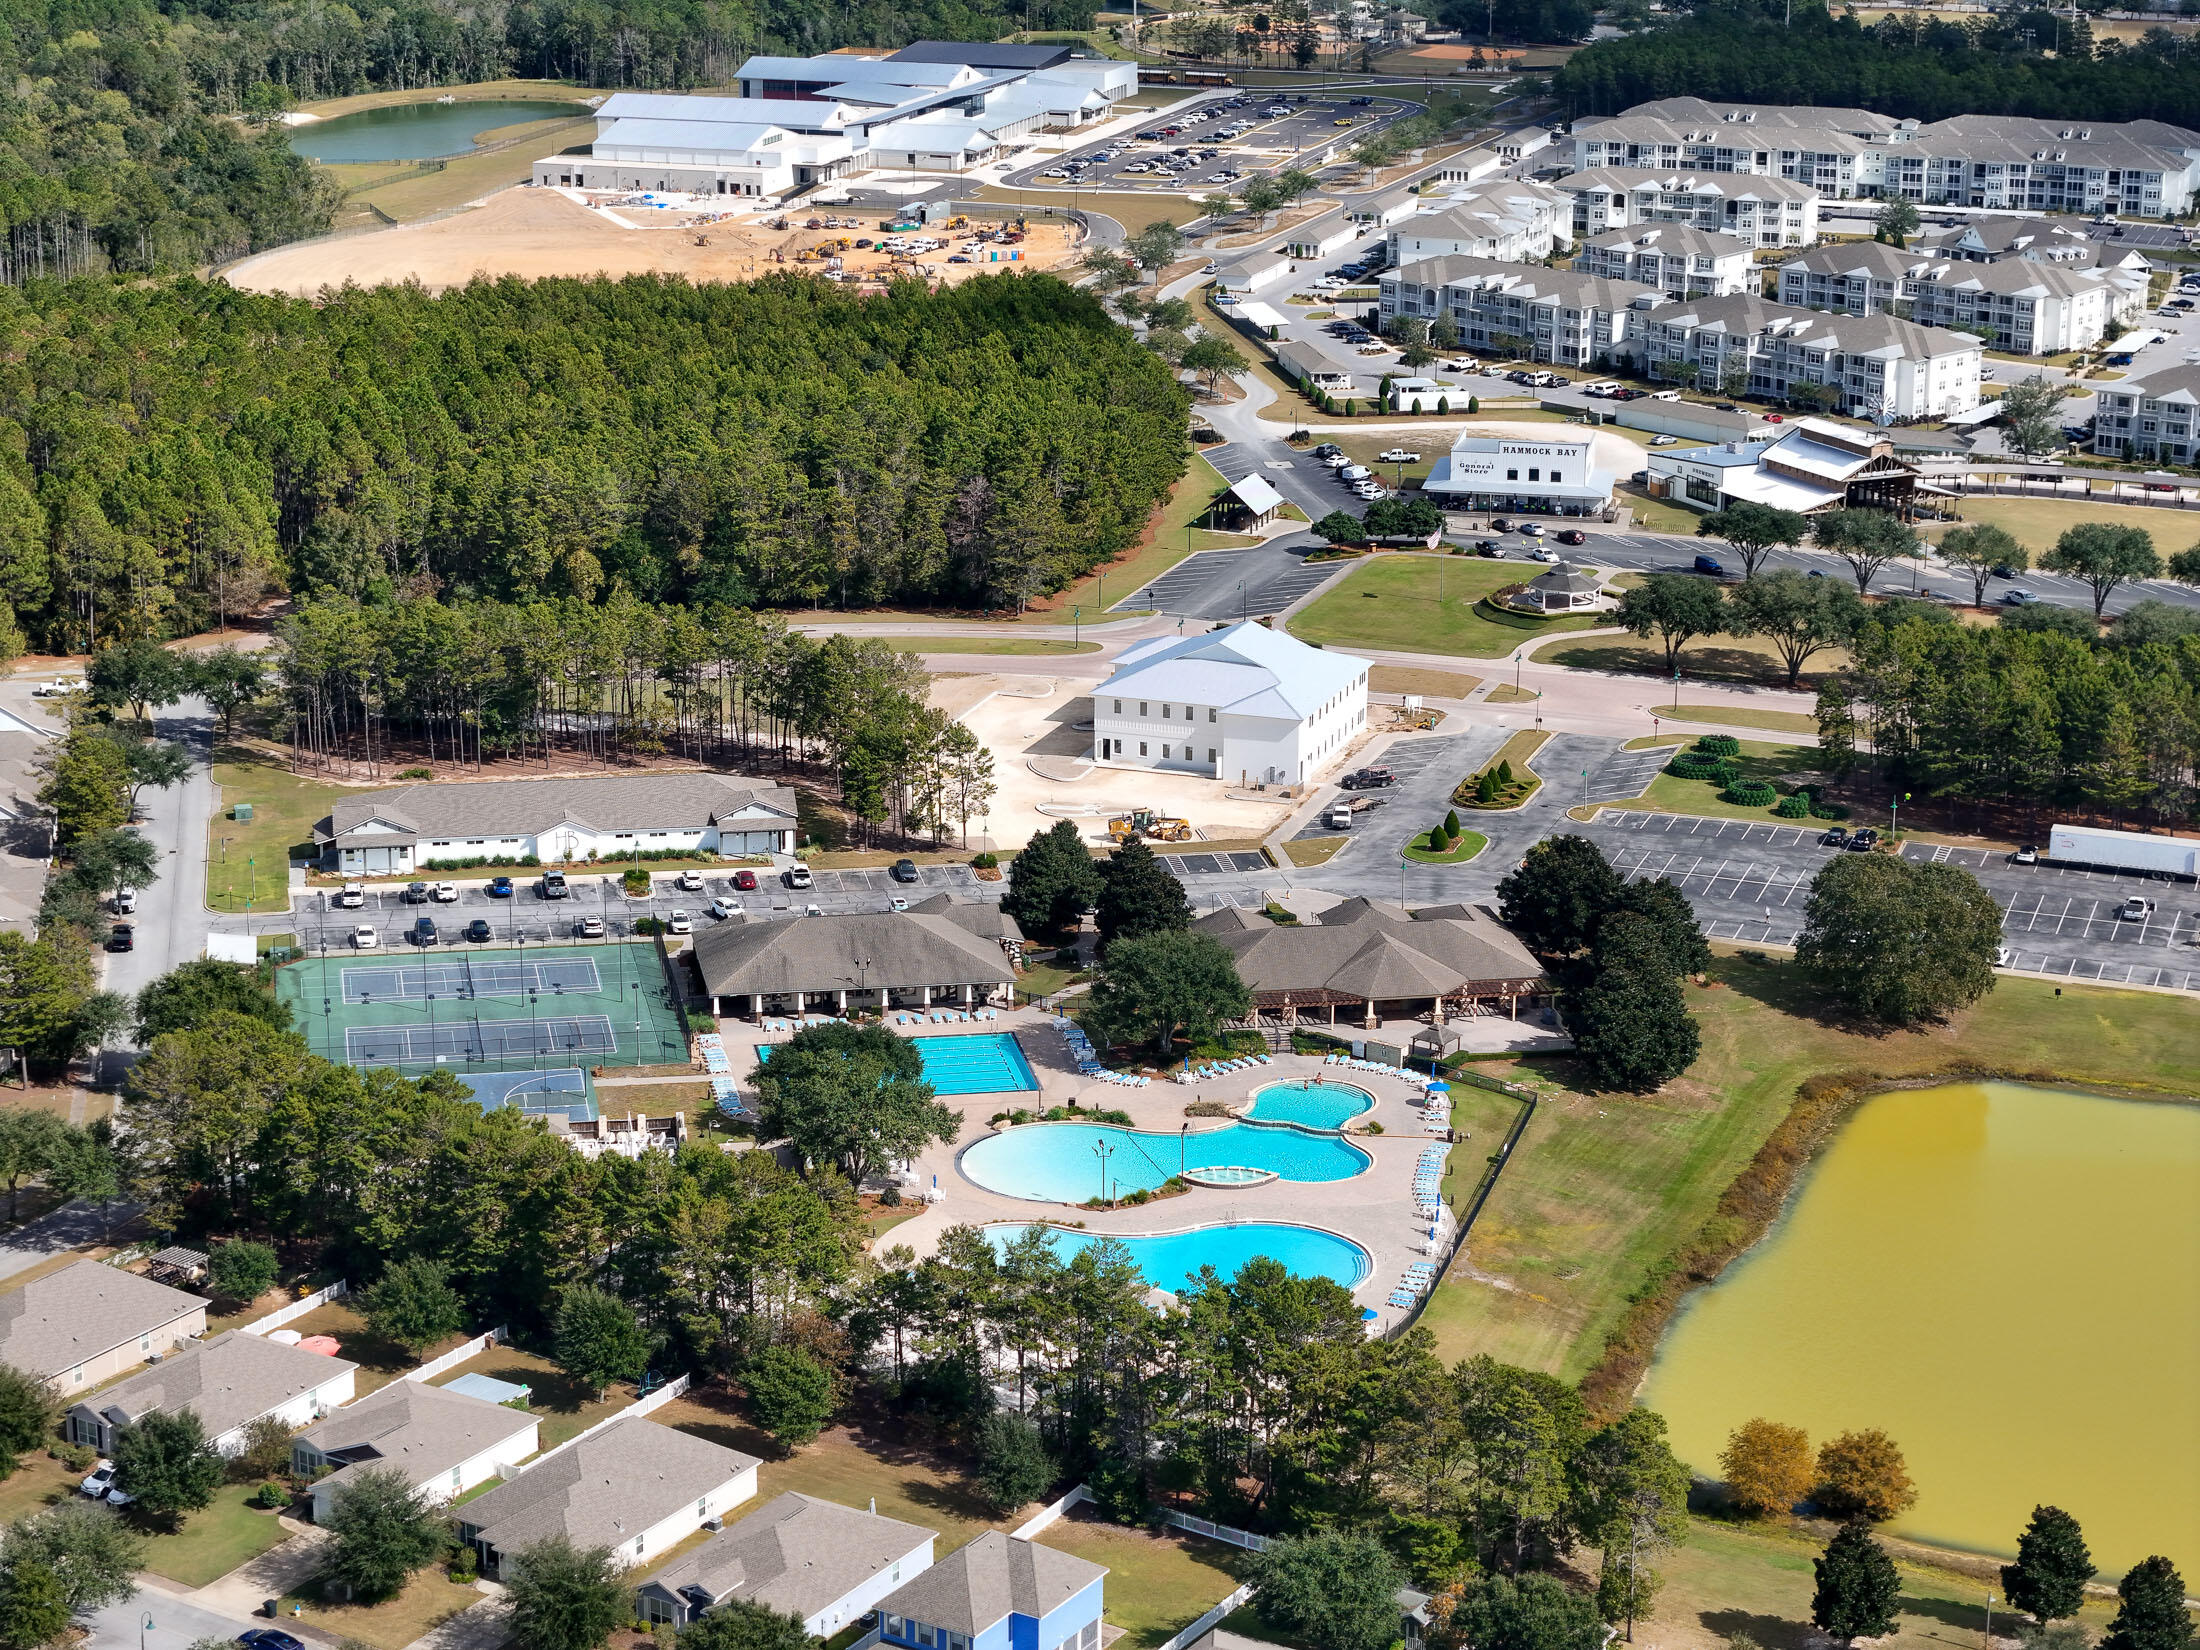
1110,539 -> 1353,619
1007,93 -> 1414,192
1582,810 -> 2200,993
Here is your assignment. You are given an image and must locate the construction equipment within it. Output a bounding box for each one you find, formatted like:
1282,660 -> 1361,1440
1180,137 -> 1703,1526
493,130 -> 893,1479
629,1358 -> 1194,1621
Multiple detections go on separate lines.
1108,809 -> 1194,843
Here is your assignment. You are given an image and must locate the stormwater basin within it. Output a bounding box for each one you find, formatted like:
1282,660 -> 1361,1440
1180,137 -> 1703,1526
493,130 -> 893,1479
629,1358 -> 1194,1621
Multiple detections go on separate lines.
960,1120 -> 1368,1203
288,98 -> 589,163
983,1221 -> 1371,1291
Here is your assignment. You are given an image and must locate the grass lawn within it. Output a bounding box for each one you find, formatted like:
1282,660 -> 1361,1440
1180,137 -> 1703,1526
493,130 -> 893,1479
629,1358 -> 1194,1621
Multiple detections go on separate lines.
1632,739 -> 1821,824
1616,482 -> 1707,535
276,1301 -> 469,1396
873,637 -> 1101,656
0,1452 -> 86,1524
1036,1509 -> 1249,1650
1662,702 -> 1821,736
1282,835 -> 1348,867
208,751 -> 358,913
427,1344 -> 635,1447
1534,630 -> 1849,692
328,118 -> 594,227
1454,728 -> 1549,810
1016,958 -> 1089,997
1368,665 -> 1482,699
294,77 -> 605,119
1927,494 -> 2200,557
285,1568 -> 488,1650
139,1485 -> 295,1587
1485,683 -> 1539,704
1289,556 -> 1614,659
1402,828 -> 1488,863
1417,951 -> 2200,1381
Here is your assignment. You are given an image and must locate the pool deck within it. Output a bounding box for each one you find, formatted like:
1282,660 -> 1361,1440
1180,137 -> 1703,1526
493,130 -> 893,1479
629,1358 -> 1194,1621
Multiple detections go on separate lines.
729,1010 -> 1466,1331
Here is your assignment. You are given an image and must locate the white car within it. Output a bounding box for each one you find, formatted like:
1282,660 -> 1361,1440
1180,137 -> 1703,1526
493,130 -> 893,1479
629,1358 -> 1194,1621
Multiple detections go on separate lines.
430,881 -> 458,903
335,883 -> 366,909
1482,366 -> 1506,377
112,890 -> 136,914
709,896 -> 743,919
1378,448 -> 1421,462
2012,845 -> 2039,865
577,914 -> 606,939
352,925 -> 379,949
2119,897 -> 2154,922
1518,521 -> 1546,537
889,896 -> 911,912
1649,434 -> 1679,446
1337,464 -> 1372,482
30,679 -> 83,698
1320,452 -> 1351,467
804,903 -> 824,916
2002,588 -> 2041,606
676,869 -> 703,891
667,910 -> 693,934
1529,547 -> 1562,563
78,1463 -> 130,1506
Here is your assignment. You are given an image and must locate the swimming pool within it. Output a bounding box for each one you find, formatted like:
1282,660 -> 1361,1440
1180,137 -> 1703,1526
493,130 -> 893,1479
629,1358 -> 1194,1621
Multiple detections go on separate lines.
984,1222 -> 1371,1291
1245,1079 -> 1374,1131
759,1032 -> 1036,1095
960,1120 -> 1369,1203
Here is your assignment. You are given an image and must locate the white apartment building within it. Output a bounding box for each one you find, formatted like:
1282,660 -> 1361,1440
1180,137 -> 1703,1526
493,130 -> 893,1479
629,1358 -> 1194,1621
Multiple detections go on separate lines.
1422,433 -> 1616,516
1913,214 -> 2147,270
1573,225 -> 1755,297
1378,256 -> 1661,367
1637,293 -> 1982,419
1777,242 -> 2139,354
1565,97 -> 2200,218
1091,622 -> 1369,788
2092,366 -> 2200,461
1385,178 -> 1571,266
1557,168 -> 1820,248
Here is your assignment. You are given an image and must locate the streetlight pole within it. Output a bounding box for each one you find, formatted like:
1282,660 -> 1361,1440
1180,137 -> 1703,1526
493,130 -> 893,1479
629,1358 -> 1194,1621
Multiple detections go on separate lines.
141,1610 -> 154,1650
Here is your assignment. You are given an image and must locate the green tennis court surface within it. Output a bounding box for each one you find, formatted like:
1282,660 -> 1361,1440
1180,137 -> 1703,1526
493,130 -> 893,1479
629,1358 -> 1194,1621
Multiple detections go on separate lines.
277,943 -> 687,1074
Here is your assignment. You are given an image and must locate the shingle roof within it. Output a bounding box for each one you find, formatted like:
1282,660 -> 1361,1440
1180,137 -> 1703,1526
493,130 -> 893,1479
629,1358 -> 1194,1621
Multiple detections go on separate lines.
297,1379 -> 537,1499
640,1492 -> 935,1620
1194,898 -> 1543,1000
316,774 -> 796,845
691,911 -> 1017,998
905,895 -> 1024,942
458,1416 -> 757,1556
1100,621 -> 1367,722
877,1532 -> 1105,1637
1558,167 -> 1819,203
75,1330 -> 356,1440
0,1260 -> 204,1380
1580,224 -> 1751,259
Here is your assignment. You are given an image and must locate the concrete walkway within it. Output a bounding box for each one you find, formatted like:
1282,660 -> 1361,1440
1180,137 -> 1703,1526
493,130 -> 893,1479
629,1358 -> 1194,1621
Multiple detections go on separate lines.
186,1521 -> 325,1621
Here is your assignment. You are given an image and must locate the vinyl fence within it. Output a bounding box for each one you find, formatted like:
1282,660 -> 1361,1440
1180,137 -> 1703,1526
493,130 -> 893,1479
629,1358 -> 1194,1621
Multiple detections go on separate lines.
239,1279 -> 349,1336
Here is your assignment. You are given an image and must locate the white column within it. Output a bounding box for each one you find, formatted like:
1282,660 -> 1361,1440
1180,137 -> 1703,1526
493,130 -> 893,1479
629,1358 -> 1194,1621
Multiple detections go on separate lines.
920,985 -> 932,1006
836,990 -> 847,1013
750,993 -> 762,1021
791,991 -> 805,1014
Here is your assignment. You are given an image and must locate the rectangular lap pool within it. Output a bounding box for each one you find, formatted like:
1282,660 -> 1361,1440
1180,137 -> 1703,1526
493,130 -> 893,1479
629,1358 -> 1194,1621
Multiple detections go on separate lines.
758,1031 -> 1037,1095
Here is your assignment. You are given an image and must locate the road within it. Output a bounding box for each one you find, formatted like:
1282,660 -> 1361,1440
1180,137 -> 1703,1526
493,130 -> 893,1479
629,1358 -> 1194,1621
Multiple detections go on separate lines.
87,1586 -> 258,1650
99,697 -> 217,1047
0,1196 -> 147,1280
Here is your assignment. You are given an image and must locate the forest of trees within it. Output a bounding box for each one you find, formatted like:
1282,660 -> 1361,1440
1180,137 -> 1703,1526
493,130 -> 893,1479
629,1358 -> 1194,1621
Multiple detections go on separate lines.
0,0 -> 1090,276
1554,0 -> 2200,123
0,273 -> 1185,650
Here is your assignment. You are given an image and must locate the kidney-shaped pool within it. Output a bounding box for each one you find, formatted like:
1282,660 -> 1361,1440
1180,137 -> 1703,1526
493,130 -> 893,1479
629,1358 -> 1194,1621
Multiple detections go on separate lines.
961,1120 -> 1368,1204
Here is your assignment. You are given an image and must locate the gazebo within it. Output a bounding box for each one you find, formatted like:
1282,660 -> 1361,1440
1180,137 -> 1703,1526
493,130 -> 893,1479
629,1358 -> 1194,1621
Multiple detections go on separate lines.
1521,563 -> 1604,612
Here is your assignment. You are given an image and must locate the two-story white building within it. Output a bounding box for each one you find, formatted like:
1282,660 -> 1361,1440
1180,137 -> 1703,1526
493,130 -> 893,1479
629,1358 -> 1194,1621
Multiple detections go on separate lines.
1091,622 -> 1369,789
1557,167 -> 1821,248
1573,225 -> 1755,298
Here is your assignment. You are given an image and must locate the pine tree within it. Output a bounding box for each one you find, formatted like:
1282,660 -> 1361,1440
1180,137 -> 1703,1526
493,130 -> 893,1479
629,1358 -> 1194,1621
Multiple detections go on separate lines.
1476,771 -> 1499,805
1812,1524 -> 1901,1648
1002,820 -> 1100,936
1443,808 -> 1461,840
1094,840 -> 1192,951
2001,1507 -> 2094,1627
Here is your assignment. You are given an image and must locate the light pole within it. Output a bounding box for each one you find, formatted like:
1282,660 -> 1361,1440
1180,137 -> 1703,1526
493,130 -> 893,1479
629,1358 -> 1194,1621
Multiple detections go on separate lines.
140,1610 -> 154,1650
1090,1137 -> 1116,1204
1891,789 -> 1911,838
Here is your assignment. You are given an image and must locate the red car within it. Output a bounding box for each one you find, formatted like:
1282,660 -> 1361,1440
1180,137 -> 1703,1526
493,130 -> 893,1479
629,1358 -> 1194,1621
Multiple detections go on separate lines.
733,868 -> 759,891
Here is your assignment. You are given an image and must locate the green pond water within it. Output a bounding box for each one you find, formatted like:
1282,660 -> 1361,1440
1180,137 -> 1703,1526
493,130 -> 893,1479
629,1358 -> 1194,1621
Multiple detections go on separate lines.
1644,1081 -> 2199,1574
288,99 -> 588,164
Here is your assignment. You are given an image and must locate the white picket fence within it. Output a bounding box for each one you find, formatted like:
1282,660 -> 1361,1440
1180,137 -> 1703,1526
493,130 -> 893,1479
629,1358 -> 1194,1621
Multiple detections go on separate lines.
1162,1511 -> 1271,1553
1156,1583 -> 1257,1650
403,1327 -> 506,1384
239,1279 -> 349,1336
1010,1484 -> 1093,1539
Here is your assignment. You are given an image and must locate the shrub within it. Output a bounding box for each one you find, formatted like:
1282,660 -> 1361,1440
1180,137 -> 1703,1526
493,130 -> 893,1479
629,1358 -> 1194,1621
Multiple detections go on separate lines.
1723,780 -> 1778,807
395,767 -> 433,781
449,1546 -> 478,1583
249,1481 -> 286,1509
1774,794 -> 1812,818
1665,754 -> 1729,780
1437,395 -> 1449,413
621,867 -> 651,896
56,1444 -> 94,1472
1468,395 -> 1479,413
1811,802 -> 1852,821
971,851 -> 999,869
1694,734 -> 1741,757
632,916 -> 665,936
1497,759 -> 1514,784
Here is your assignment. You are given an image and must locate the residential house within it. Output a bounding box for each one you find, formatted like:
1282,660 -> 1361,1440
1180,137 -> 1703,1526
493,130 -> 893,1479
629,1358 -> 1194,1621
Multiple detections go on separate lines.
0,1261 -> 205,1392
65,1331 -> 357,1456
457,1415 -> 760,1577
1091,620 -> 1369,787
1572,225 -> 1755,297
876,1532 -> 1106,1650
636,1493 -> 936,1637
293,1377 -> 541,1521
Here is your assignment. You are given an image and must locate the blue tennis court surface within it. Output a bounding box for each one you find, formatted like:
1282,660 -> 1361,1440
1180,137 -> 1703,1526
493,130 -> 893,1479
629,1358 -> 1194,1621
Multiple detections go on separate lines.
456,1067 -> 596,1121
758,1031 -> 1037,1094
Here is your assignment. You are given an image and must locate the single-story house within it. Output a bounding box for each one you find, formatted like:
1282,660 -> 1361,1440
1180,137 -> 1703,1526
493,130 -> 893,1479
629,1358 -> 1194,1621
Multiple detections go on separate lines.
1091,620 -> 1370,787
691,905 -> 1020,1020
293,1377 -> 541,1522
66,1330 -> 358,1456
1275,344 -> 1355,396
313,773 -> 798,876
1196,897 -> 1547,1026
636,1492 -> 937,1637
1518,564 -> 1605,611
877,1531 -> 1107,1650
0,1260 -> 206,1391
457,1415 -> 760,1577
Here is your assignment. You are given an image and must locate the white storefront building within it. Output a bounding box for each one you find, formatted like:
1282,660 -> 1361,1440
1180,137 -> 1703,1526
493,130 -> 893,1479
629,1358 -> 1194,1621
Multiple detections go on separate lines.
1091,621 -> 1369,788
1422,433 -> 1616,517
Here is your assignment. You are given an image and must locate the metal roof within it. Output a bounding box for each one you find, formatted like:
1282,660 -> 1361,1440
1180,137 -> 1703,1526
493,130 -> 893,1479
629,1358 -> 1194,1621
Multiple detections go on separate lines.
1100,621 -> 1367,722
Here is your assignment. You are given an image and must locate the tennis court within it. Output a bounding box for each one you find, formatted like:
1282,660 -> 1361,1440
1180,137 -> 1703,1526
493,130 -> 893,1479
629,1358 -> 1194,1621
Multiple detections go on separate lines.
277,942 -> 688,1075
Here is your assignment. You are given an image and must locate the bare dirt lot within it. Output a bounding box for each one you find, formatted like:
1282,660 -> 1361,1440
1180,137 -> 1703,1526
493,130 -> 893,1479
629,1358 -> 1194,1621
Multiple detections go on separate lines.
226,187 -> 1082,298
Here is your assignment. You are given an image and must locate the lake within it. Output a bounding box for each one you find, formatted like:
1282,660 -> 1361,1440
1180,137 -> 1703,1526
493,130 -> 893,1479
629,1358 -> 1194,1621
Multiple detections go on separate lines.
288,99 -> 589,164
1643,1081 -> 2199,1574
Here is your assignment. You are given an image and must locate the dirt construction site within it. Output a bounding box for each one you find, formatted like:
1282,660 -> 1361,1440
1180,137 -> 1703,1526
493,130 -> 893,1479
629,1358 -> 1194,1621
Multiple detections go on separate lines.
225,186 -> 1084,298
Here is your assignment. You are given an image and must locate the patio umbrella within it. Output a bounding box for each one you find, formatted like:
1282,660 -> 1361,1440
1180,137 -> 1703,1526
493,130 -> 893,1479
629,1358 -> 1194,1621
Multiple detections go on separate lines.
1424,1078 -> 1451,1092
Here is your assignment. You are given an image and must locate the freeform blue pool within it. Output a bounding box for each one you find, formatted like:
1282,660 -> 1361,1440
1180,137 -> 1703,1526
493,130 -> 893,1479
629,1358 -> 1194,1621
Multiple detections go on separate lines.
984,1222 -> 1371,1291
960,1120 -> 1369,1203
1245,1079 -> 1374,1131
758,1032 -> 1036,1095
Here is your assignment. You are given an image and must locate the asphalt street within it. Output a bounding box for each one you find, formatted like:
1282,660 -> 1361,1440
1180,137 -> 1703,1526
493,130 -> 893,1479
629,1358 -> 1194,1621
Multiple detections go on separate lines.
88,1588 -> 257,1650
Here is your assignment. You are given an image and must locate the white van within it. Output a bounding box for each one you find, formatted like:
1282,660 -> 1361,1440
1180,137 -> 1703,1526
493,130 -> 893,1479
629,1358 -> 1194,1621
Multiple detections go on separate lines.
1651,389 -> 1682,402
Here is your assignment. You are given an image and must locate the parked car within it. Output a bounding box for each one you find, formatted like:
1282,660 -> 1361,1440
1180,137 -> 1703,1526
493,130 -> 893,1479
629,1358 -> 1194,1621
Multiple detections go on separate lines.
1338,464 -> 1372,482
577,914 -> 606,938
667,910 -> 693,934
1693,553 -> 1727,577
709,896 -> 741,919
430,881 -> 458,903
2120,896 -> 2155,921
1847,828 -> 1880,852
488,875 -> 513,897
1990,563 -> 2019,580
1378,448 -> 1421,463
30,679 -> 84,699
784,863 -> 814,890
1555,529 -> 1587,546
402,881 -> 430,903
1476,539 -> 1504,555
1649,434 -> 1678,446
411,917 -> 437,946
336,883 -> 366,909
465,918 -> 493,942
2002,588 -> 2041,605
352,925 -> 379,949
1340,766 -> 1395,790
1819,826 -> 1850,848
2013,844 -> 2039,865
1322,803 -> 1354,830
1310,442 -> 1342,458
106,923 -> 133,952
1518,521 -> 1545,537
1490,517 -> 1513,532
890,858 -> 920,883
79,1463 -> 130,1506
889,897 -> 911,912
1529,546 -> 1561,563
733,868 -> 760,891
113,889 -> 137,914
676,869 -> 703,891
238,1630 -> 306,1650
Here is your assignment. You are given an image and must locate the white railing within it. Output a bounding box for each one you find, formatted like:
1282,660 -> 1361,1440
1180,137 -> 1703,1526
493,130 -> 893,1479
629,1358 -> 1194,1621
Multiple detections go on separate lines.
404,1327 -> 507,1383
1162,1511 -> 1271,1552
240,1279 -> 349,1336
1156,1583 -> 1257,1650
1010,1483 -> 1093,1540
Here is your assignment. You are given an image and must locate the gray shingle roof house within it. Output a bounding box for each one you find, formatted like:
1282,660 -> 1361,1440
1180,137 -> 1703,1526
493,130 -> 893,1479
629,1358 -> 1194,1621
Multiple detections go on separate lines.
0,1260 -> 206,1389
877,1532 -> 1106,1650
294,1378 -> 541,1521
65,1330 -> 358,1455
312,773 -> 798,876
1194,897 -> 1545,1025
692,910 -> 1017,1018
636,1492 -> 937,1637
457,1415 -> 760,1576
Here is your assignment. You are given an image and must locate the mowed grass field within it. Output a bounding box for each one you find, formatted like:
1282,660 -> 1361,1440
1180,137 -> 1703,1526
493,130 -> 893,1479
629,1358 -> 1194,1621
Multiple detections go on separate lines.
1932,494 -> 2200,557
1417,952 -> 2200,1380
1534,629 -> 1852,691
1290,555 -> 1624,657
207,751 -> 354,913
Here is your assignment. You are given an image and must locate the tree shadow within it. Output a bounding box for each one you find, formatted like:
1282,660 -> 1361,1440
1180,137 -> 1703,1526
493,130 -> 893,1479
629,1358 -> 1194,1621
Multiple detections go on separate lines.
1705,952 -> 1902,1037
1700,1608 -> 1813,1650
1897,1593 -> 1992,1634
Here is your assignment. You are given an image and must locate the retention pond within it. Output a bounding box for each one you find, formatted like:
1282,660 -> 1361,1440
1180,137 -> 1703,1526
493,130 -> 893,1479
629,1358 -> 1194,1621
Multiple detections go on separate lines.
288,98 -> 588,163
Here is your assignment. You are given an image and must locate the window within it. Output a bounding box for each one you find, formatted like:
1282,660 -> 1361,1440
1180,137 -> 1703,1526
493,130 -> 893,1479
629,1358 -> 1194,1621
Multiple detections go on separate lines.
1162,745 -> 1171,759
1207,749 -> 1216,763
1112,700 -> 1121,714
1139,743 -> 1148,756
1162,704 -> 1172,719
884,1617 -> 906,1640
1185,705 -> 1194,721
918,1627 -> 938,1648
